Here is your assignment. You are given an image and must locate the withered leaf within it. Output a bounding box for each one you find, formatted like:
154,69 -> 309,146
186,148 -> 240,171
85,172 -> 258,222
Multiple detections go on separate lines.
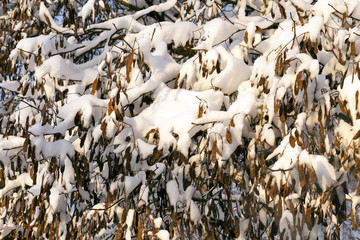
234,216 -> 240,238
198,105 -> 203,118
145,128 -> 157,141
298,162 -> 306,188
353,129 -> 360,140
317,107 -> 322,123
258,76 -> 266,87
338,97 -> 346,113
230,118 -> 235,127
289,134 -> 296,148
280,106 -> 286,123
91,78 -> 98,95
126,52 -> 134,83
278,3 -> 286,18
351,206 -> 358,231
211,139 -> 217,163
101,121 -> 107,137
226,128 -> 232,144
249,158 -> 256,179
44,14 -> 52,27
23,135 -> 29,153
356,183 -> 360,195
351,42 -> 356,56
108,99 -> 114,115
256,26 -> 264,34
306,164 -> 318,184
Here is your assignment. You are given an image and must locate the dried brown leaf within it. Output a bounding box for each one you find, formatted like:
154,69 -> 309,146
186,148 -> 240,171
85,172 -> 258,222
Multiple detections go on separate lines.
91,78 -> 98,95
256,26 -> 264,34
352,42 -> 356,56
289,134 -> 296,148
226,128 -> 232,144
198,105 -> 203,118
101,121 -> 107,137
353,129 -> 360,140
338,97 -> 346,113
212,139 -> 217,163
230,118 -> 235,127
351,207 -> 358,231
234,216 -> 240,238
278,3 -> 286,18
108,99 -> 114,115
126,52 -> 134,83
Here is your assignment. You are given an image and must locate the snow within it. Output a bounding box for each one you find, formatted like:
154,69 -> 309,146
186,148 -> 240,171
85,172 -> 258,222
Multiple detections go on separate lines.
299,151 -> 337,190
125,209 -> 135,240
35,55 -> 98,88
49,185 -> 66,212
31,136 -> 75,163
194,18 -> 239,50
308,16 -> 324,42
166,180 -> 180,206
136,139 -> 156,158
154,217 -> 162,228
279,210 -> 294,237
0,173 -> 32,198
261,123 -> 275,146
115,85 -> 223,155
78,0 -> 96,24
189,200 -> 201,224
0,81 -> 19,92
156,230 -> 170,240
124,175 -> 142,198
38,2 -> 73,34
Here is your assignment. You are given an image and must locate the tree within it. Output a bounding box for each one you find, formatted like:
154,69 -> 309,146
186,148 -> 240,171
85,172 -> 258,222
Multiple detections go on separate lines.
1,0 -> 360,238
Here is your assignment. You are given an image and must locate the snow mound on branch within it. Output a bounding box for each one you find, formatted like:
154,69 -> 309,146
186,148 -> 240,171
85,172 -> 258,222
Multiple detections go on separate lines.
35,55 -> 98,85
78,0 -> 96,24
299,151 -> 336,190
115,84 -> 224,155
195,18 -> 239,50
